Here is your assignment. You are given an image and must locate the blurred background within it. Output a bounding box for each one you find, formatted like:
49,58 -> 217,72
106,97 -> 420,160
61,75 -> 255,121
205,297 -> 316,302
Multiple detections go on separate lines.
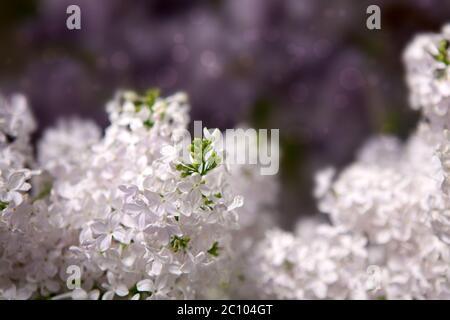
1,0 -> 449,228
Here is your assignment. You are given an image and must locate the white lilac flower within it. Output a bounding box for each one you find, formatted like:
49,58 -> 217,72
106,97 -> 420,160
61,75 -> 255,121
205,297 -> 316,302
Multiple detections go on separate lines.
6,22 -> 450,300
315,125 -> 450,299
0,94 -> 38,213
247,122 -> 450,299
246,223 -> 369,299
0,94 -> 68,300
0,90 -> 251,300
38,118 -> 101,178
404,24 -> 450,127
317,127 -> 440,245
430,127 -> 450,246
39,90 -> 243,300
217,126 -> 279,299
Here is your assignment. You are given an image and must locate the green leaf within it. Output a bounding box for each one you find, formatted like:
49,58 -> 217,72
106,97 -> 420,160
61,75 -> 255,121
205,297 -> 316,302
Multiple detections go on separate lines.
170,235 -> 190,253
144,88 -> 160,108
203,195 -> 214,206
176,136 -> 221,178
207,241 -> 220,257
132,88 -> 160,113
433,39 -> 450,66
134,100 -> 144,112
143,118 -> 154,129
127,88 -> 161,129
0,200 -> 9,211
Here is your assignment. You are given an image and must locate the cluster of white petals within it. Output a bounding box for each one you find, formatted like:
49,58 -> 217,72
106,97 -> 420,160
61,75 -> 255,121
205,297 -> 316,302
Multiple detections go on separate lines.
244,24 -> 450,300
246,124 -> 450,299
0,89 -> 278,300
317,126 -> 450,299
222,133 -> 279,299
0,94 -> 62,299
404,25 -> 450,126
5,24 -> 450,300
246,223 -> 370,299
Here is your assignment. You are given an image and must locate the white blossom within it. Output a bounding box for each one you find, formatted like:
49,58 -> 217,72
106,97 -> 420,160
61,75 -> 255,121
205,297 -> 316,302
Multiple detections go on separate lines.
5,23 -> 450,300
246,222 -> 369,299
404,24 -> 450,128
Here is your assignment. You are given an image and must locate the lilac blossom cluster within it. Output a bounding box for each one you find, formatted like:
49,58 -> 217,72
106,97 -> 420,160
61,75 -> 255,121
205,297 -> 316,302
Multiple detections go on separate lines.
244,24 -> 450,299
0,90 -> 278,299
5,23 -> 450,300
